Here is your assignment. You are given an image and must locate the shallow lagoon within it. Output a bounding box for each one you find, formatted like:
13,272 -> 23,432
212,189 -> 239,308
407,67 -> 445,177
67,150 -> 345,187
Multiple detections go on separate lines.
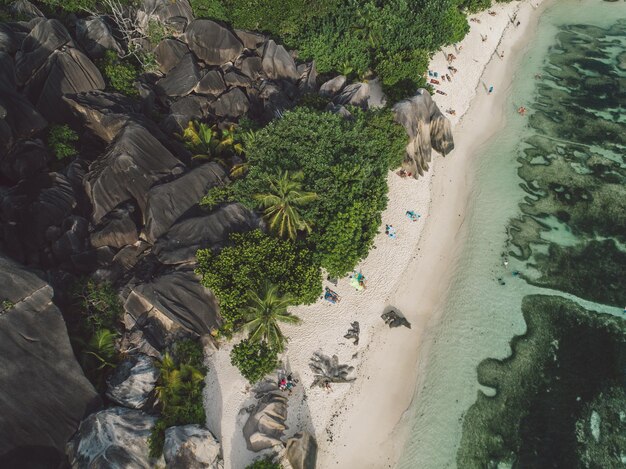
399,1 -> 626,467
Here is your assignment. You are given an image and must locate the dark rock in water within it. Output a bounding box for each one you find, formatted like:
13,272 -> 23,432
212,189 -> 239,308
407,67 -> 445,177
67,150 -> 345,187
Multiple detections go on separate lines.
381,310 -> 411,329
211,87 -> 249,118
154,38 -> 189,74
184,19 -> 243,66
224,70 -> 252,88
90,205 -> 139,249
0,255 -> 99,459
239,56 -> 264,79
156,53 -> 201,97
84,123 -> 184,224
164,424 -> 222,468
393,89 -> 454,177
25,47 -> 106,122
15,19 -> 73,86
194,69 -> 227,96
261,39 -> 298,81
64,91 -> 141,143
343,321 -> 360,345
243,388 -> 288,452
76,16 -> 123,60
319,75 -> 347,97
0,23 -> 19,54
297,62 -> 317,93
65,407 -> 158,469
124,268 -> 222,336
309,352 -> 356,388
143,162 -> 227,243
106,354 -> 159,409
235,29 -> 266,50
286,432 -> 318,469
152,202 -> 258,264
0,138 -> 48,182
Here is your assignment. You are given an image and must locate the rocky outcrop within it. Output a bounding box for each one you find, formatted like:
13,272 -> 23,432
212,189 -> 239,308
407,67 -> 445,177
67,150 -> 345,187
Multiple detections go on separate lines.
143,162 -> 227,243
211,87 -> 249,118
106,354 -> 159,409
156,53 -> 201,97
76,16 -> 123,60
309,352 -> 355,388
152,203 -> 259,264
0,138 -> 48,182
261,40 -> 298,81
239,56 -> 264,80
163,94 -> 212,134
235,29 -> 266,50
184,19 -> 243,65
65,407 -> 158,469
124,268 -> 222,337
137,0 -> 194,36
381,310 -> 411,329
84,123 -> 184,224
164,424 -> 222,468
0,23 -> 19,55
243,388 -> 288,452
319,75 -> 346,97
195,69 -> 227,96
392,89 -> 454,177
297,62 -> 317,93
286,432 -> 318,469
154,38 -> 190,74
0,255 -> 99,460
90,205 -> 139,249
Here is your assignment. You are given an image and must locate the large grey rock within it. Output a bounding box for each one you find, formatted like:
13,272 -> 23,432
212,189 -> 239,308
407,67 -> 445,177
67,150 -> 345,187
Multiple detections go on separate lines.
64,91 -> 141,143
90,205 -> 139,248
184,20 -> 243,65
224,70 -> 252,88
152,203 -> 258,264
124,268 -> 222,336
239,56 -> 263,80
286,432 -> 318,469
106,354 -> 159,409
163,95 -> 212,135
234,29 -> 266,50
309,352 -> 355,388
154,38 -> 190,74
143,162 -> 227,243
15,19 -> 73,86
76,16 -> 123,60
0,255 -> 99,458
333,82 -> 371,108
65,407 -> 158,469
84,123 -> 184,224
243,390 -> 288,452
164,424 -> 222,469
297,62 -> 317,93
25,47 -> 105,121
211,87 -> 249,118
8,0 -> 44,19
137,0 -> 194,35
392,89 -> 454,177
321,75 -> 345,95
0,138 -> 48,182
0,23 -> 19,54
194,69 -> 227,96
261,40 -> 298,81
156,53 -> 201,97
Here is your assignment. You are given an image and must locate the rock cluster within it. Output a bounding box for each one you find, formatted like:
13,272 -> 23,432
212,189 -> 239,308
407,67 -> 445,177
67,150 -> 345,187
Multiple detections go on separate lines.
243,384 -> 289,452
309,352 -> 356,388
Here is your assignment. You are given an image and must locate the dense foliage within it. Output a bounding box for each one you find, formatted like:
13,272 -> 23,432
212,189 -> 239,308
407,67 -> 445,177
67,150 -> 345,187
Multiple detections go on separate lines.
235,107 -> 405,277
68,279 -> 123,390
99,50 -> 139,96
245,457 -> 282,469
48,124 -> 79,160
230,339 -> 278,384
149,339 -> 207,457
196,229 -> 321,330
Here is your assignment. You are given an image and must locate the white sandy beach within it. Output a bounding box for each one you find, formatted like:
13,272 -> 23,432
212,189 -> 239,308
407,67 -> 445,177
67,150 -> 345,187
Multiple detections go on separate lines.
203,2 -> 550,467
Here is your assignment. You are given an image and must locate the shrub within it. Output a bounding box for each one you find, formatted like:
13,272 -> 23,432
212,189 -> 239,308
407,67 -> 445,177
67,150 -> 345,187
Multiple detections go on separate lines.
72,279 -> 123,332
100,50 -> 139,96
230,339 -> 278,384
1,299 -> 14,312
246,456 -> 282,469
48,124 -> 79,160
196,229 -> 321,330
200,185 -> 234,210
190,0 -> 229,20
149,340 -> 207,457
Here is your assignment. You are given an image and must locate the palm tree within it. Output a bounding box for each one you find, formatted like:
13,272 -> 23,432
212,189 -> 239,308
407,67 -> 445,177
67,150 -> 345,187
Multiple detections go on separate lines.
84,328 -> 118,370
253,170 -> 318,240
180,121 -> 243,165
239,284 -> 301,353
155,353 -> 204,410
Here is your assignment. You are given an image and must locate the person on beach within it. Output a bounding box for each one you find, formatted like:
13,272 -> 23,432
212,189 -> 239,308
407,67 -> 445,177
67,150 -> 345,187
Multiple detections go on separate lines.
481,34 -> 488,42
500,51 -> 505,59
518,106 -> 527,116
488,85 -> 494,94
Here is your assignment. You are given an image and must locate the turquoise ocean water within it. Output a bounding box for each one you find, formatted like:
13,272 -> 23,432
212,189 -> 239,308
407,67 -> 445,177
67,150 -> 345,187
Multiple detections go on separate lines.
398,1 -> 626,467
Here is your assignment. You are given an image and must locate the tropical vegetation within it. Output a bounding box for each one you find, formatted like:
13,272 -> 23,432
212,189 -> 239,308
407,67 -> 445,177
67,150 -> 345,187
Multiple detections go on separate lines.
148,339 -> 207,457
180,121 -> 244,165
245,456 -> 282,469
230,338 -> 278,384
48,124 -> 79,160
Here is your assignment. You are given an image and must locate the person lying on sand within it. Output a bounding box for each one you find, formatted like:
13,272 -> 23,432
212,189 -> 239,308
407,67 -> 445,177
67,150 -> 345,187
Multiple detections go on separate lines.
518,106 -> 527,116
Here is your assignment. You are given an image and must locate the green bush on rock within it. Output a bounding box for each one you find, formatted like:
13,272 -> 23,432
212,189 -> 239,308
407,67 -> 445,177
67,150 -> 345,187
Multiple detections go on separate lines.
99,50 -> 139,97
246,456 -> 282,469
48,124 -> 79,160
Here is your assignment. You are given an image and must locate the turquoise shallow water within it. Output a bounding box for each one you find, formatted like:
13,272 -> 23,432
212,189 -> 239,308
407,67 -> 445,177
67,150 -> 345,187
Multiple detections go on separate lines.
398,1 -> 626,467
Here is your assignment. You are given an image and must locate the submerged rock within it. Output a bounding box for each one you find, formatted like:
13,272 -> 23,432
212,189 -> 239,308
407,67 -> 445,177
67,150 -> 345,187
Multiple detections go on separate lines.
65,407 -> 158,469
392,89 -> 454,177
0,255 -> 99,459
164,424 -> 222,468
106,354 -> 159,409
